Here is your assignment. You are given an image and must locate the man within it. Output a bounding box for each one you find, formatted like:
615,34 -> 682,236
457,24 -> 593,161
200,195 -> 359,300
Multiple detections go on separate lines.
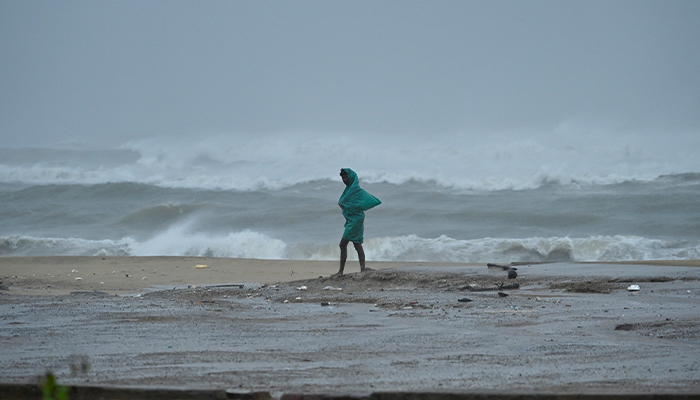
334,168 -> 381,275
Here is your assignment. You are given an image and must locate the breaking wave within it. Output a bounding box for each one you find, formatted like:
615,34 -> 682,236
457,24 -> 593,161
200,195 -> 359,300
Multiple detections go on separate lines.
359,235 -> 700,263
2,126 -> 699,191
2,233 -> 697,263
0,230 -> 287,259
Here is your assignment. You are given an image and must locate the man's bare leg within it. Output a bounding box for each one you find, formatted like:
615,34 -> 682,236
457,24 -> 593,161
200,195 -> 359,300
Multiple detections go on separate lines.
334,238 -> 350,276
354,242 -> 367,272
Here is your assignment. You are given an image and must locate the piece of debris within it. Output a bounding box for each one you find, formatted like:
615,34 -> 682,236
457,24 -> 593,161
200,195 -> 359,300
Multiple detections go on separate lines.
487,263 -> 517,271
195,265 -> 208,269
498,292 -> 509,297
323,286 -> 343,291
461,282 -> 520,292
296,285 -> 308,291
458,298 -> 472,302
615,323 -> 636,331
70,291 -> 109,296
488,263 -> 519,279
206,284 -> 245,289
627,284 -> 641,291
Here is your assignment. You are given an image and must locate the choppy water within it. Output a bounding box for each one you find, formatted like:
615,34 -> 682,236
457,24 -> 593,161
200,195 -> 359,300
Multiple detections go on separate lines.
1,128 -> 699,262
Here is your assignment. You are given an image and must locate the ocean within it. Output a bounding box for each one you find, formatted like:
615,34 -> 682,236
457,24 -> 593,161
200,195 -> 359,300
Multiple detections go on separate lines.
1,128 -> 699,263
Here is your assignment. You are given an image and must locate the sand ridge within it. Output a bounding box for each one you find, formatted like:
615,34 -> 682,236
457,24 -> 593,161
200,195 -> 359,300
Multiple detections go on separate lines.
0,256 -> 462,296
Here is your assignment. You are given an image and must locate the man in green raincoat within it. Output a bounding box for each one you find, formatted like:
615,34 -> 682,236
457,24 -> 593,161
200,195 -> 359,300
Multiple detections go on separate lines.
334,168 -> 381,275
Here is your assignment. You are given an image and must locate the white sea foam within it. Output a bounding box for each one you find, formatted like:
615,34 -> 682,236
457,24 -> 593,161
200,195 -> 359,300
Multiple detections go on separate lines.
129,225 -> 287,259
0,235 -> 135,257
0,230 -> 287,259
2,232 -> 697,262
1,124 -> 699,191
287,234 -> 700,263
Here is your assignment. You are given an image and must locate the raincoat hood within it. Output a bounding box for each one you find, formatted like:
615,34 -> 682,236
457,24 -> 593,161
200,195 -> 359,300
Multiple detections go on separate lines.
339,168 -> 381,212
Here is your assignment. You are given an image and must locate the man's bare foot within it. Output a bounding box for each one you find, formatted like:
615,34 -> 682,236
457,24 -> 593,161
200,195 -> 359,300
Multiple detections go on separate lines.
331,271 -> 344,277
361,267 -> 374,272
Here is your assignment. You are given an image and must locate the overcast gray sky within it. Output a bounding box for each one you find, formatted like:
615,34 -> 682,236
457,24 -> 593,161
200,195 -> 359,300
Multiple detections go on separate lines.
1,0 -> 699,148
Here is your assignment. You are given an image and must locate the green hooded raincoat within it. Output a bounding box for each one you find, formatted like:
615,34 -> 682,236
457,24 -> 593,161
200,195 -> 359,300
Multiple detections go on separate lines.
339,168 -> 381,244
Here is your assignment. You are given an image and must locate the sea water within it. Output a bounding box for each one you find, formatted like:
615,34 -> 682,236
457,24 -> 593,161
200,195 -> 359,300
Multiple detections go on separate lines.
1,127 -> 699,262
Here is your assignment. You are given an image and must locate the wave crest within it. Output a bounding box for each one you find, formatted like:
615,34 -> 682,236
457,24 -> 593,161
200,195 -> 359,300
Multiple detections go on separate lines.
2,126 -> 700,191
2,233 -> 697,262
0,235 -> 135,257
287,235 -> 699,263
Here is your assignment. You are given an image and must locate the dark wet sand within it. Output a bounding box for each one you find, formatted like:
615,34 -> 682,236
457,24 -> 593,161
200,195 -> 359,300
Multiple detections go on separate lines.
1,257 -> 699,396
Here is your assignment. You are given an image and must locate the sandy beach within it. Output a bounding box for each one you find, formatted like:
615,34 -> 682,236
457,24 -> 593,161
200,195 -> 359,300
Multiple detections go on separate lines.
2,257 -> 700,396
0,256 -> 454,296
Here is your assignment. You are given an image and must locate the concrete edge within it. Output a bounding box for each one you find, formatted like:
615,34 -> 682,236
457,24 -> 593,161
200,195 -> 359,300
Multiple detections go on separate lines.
0,383 -> 270,400
3,384 -> 700,400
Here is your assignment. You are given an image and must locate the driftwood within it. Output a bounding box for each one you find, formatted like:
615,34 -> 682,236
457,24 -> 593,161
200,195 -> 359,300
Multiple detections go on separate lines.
205,284 -> 245,289
460,282 -> 520,292
487,263 -> 518,279
487,263 -> 517,271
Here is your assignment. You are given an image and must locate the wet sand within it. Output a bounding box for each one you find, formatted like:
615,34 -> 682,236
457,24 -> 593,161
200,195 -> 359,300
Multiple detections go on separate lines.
1,257 -> 700,395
